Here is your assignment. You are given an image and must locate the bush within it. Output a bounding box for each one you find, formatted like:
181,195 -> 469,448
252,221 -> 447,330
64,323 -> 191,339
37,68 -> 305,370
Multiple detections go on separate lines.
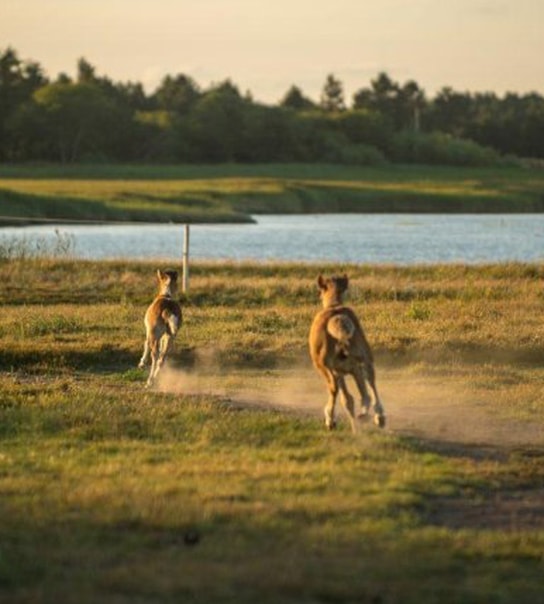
391,130 -> 503,166
323,142 -> 387,166
291,113 -> 386,165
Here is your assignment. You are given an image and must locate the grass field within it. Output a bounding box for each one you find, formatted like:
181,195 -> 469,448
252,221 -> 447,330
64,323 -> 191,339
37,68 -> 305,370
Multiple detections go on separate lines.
1,163 -> 544,225
0,257 -> 543,603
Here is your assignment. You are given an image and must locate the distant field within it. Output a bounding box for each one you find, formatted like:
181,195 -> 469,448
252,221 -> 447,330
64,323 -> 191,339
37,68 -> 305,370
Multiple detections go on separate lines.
1,257 -> 543,602
1,163 -> 544,224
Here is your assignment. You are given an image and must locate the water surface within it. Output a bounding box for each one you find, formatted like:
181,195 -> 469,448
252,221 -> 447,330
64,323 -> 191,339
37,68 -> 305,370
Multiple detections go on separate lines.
2,214 -> 544,264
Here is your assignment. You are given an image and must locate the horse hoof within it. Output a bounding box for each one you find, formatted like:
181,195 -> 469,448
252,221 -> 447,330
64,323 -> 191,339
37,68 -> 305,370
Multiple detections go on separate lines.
375,415 -> 386,428
325,420 -> 337,431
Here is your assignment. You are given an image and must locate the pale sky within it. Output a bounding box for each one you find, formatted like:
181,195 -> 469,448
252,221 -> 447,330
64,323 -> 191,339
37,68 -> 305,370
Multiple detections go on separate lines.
2,0 -> 543,103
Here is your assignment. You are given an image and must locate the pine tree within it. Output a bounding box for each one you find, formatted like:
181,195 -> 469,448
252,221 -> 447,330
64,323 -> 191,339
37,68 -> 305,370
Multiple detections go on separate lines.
320,74 -> 345,112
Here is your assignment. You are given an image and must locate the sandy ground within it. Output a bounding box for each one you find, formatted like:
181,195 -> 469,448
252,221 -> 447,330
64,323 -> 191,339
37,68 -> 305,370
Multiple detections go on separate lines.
156,362 -> 544,451
155,361 -> 544,530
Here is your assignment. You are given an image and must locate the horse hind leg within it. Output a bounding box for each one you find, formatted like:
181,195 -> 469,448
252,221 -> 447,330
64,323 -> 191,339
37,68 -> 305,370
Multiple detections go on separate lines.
352,367 -> 372,419
353,365 -> 385,428
153,334 -> 172,379
146,339 -> 161,388
319,367 -> 339,430
365,363 -> 386,428
138,336 -> 151,369
337,376 -> 358,434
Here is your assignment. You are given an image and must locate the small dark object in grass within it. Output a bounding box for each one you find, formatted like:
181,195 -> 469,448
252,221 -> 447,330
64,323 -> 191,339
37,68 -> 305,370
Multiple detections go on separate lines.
184,530 -> 200,546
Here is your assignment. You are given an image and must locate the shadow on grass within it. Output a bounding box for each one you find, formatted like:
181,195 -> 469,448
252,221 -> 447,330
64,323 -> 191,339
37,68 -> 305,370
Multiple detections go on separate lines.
0,347 -> 139,374
2,507 -> 543,604
0,345 -> 290,375
396,434 -> 544,532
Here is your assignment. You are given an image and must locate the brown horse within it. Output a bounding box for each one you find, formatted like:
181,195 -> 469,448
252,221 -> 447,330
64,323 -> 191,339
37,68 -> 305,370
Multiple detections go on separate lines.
308,274 -> 385,432
138,269 -> 183,388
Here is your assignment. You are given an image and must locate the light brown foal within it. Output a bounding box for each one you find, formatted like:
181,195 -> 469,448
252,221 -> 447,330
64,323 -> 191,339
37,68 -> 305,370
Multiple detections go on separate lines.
309,274 -> 385,432
138,269 -> 183,388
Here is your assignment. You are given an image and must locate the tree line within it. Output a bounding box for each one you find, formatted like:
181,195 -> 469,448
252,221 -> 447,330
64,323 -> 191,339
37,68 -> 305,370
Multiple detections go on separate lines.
1,47 -> 543,165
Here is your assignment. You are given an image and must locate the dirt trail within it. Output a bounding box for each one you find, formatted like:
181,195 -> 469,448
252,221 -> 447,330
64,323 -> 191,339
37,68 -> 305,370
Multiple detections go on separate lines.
157,363 -> 544,451
156,361 -> 544,530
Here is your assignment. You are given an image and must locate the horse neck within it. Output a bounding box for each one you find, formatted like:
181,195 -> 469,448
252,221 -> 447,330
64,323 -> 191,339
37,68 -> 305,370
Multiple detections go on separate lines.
158,285 -> 173,298
322,293 -> 343,309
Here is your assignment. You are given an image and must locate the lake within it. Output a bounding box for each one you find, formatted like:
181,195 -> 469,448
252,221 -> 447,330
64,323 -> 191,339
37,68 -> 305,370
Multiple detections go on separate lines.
2,214 -> 544,264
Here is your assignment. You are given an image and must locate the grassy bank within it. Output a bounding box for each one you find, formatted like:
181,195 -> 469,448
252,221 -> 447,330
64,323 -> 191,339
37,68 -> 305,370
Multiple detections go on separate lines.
1,163 -> 544,225
0,257 -> 543,602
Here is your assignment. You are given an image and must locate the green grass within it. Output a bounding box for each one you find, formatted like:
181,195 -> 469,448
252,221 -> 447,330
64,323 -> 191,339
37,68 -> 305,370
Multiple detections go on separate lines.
1,163 -> 544,225
0,258 -> 544,602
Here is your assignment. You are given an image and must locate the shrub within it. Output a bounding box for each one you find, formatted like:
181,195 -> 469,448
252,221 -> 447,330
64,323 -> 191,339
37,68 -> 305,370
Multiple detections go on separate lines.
391,130 -> 502,166
324,142 -> 387,166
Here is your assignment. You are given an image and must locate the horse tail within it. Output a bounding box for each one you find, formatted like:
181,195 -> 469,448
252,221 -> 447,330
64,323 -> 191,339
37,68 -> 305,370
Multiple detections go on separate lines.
326,314 -> 355,359
161,309 -> 180,336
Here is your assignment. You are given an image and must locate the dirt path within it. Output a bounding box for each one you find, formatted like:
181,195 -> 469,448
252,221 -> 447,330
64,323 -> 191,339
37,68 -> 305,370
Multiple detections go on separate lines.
157,362 -> 544,531
157,363 -> 544,451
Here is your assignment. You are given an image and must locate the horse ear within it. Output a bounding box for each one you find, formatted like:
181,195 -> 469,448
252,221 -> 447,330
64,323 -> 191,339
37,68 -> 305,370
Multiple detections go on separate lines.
317,275 -> 326,290
341,274 -> 349,290
157,269 -> 164,281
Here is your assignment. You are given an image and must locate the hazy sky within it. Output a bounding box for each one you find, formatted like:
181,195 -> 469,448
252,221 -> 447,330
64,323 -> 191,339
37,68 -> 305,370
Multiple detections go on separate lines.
2,0 -> 543,103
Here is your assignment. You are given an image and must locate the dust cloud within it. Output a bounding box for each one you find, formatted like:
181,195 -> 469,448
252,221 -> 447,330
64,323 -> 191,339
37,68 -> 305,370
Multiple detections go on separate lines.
154,360 -> 544,450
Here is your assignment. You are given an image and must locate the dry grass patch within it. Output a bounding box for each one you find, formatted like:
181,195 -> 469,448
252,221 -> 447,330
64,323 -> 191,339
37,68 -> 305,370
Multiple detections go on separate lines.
0,257 -> 544,603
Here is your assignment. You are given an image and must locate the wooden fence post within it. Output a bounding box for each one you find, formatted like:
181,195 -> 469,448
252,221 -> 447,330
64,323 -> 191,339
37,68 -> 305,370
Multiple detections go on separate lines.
182,224 -> 190,293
